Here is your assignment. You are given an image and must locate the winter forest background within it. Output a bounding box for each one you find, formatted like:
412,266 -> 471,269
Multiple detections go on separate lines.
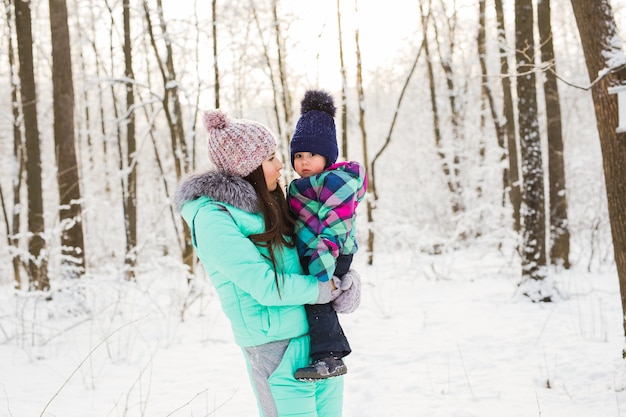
2,0 -> 626,416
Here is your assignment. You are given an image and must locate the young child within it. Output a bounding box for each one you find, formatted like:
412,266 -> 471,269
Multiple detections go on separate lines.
287,90 -> 367,380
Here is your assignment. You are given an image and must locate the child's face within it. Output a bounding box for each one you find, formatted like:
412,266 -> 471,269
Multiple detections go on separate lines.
293,152 -> 326,178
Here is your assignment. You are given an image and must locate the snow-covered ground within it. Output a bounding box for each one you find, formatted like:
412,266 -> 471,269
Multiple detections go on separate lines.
1,246 -> 624,417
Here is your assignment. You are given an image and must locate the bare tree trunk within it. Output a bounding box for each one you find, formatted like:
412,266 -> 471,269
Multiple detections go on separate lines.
250,0 -> 289,169
515,0 -> 549,299
212,0 -> 220,109
158,0 -> 195,274
433,0 -> 464,214
191,0 -> 201,170
49,0 -> 86,279
538,0 -> 570,269
96,0 -> 117,200
143,0 -> 195,276
570,0 -> 626,354
4,0 -> 24,288
122,0 -> 137,280
272,0 -> 293,159
157,0 -> 190,176
353,0 -> 374,265
70,0 -> 94,176
419,0 -> 460,215
13,0 -> 49,291
495,0 -> 521,232
336,0 -> 348,160
478,0 -> 506,192
371,39 -> 426,201
77,36 -> 94,172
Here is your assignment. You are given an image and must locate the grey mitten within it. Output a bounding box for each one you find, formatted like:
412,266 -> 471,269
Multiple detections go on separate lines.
332,269 -> 361,314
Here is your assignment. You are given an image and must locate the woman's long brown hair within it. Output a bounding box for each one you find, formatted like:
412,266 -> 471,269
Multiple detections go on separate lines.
244,165 -> 296,295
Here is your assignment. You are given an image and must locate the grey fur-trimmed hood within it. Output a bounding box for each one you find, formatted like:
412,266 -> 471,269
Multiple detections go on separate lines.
174,170 -> 259,213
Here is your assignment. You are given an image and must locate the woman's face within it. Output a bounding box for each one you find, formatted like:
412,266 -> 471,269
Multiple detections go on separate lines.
261,153 -> 283,191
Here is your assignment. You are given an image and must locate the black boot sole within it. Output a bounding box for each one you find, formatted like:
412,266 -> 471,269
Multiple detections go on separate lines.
294,365 -> 347,381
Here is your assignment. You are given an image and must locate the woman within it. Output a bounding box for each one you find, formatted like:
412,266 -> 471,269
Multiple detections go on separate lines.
174,109 -> 360,417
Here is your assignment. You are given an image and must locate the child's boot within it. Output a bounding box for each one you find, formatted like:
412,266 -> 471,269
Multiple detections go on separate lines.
294,357 -> 347,381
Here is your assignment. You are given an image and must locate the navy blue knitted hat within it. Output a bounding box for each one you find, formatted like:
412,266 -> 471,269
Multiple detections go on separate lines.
290,90 -> 338,169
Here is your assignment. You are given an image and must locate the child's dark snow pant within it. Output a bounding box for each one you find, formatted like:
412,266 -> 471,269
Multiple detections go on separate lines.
303,254 -> 352,360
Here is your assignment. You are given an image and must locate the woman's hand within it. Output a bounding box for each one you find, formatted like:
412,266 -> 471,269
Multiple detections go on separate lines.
332,269 -> 361,314
330,276 -> 343,300
315,272 -> 357,305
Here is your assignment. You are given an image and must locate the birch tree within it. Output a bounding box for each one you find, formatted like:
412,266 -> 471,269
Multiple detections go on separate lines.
3,0 -> 24,287
336,0 -> 348,160
212,0 -> 219,109
354,0 -> 374,264
122,0 -> 137,280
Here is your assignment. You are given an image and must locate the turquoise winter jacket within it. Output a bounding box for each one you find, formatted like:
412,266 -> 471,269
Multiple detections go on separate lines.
175,170 -> 330,348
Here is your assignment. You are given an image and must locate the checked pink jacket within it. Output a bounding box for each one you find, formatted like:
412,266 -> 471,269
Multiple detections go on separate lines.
287,161 -> 367,282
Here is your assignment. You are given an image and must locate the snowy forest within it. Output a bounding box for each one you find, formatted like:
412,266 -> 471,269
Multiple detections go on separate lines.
2,0 -> 626,416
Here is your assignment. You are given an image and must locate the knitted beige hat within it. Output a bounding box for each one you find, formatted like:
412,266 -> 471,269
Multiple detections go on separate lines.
203,110 -> 276,177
